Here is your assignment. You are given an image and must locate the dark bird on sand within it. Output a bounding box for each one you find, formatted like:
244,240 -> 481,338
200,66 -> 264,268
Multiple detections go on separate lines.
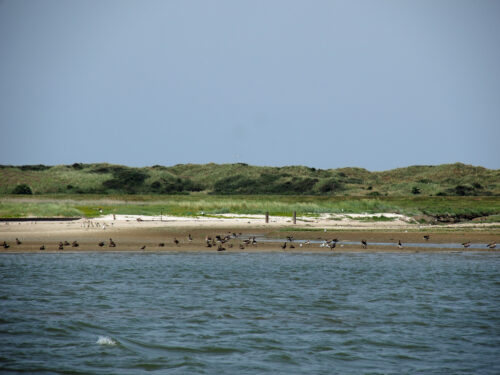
423,235 -> 430,241
109,238 -> 116,247
3,241 -> 10,249
188,234 -> 193,242
462,241 -> 471,248
174,238 -> 179,246
206,240 -> 212,248
487,242 -> 496,249
58,242 -> 64,250
98,241 -> 105,247
140,245 -> 146,250
217,244 -> 225,251
398,240 -> 403,249
39,245 -> 45,250
239,243 -> 245,250
329,242 -> 336,250
158,242 -> 165,247
361,240 -> 367,249
64,241 -> 70,246
71,241 -> 79,247
281,242 -> 287,250
16,238 -> 21,245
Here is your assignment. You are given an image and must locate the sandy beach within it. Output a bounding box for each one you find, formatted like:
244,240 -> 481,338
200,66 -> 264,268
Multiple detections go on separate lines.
1,213 -> 498,253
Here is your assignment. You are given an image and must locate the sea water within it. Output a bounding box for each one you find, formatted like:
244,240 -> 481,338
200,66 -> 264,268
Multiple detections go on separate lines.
1,252 -> 499,374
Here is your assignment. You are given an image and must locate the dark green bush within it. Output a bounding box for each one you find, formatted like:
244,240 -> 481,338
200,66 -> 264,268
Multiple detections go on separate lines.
12,183 -> 33,194
102,168 -> 148,193
18,164 -> 50,171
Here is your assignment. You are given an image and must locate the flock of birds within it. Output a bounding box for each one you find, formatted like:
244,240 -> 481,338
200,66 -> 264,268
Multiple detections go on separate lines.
1,235 -> 497,251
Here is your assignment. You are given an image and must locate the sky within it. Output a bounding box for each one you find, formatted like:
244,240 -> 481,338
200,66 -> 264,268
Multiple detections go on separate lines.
0,0 -> 499,171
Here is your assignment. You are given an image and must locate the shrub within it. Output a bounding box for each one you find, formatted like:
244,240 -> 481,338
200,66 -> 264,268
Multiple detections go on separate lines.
102,168 -> 148,193
12,184 -> 33,194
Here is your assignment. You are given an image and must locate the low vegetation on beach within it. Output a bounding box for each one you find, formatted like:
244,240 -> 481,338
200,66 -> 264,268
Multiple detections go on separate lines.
0,194 -> 499,223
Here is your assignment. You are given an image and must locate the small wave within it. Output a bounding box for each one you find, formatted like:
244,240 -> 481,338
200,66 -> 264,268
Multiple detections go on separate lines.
96,336 -> 116,346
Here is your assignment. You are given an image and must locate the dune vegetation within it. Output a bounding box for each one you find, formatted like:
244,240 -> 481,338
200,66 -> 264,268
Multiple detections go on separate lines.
0,163 -> 499,222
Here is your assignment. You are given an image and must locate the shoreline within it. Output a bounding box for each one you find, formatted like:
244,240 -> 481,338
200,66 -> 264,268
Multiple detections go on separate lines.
0,214 -> 498,254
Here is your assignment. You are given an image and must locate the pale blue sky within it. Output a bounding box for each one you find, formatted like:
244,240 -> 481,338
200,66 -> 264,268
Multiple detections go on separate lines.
1,0 -> 499,170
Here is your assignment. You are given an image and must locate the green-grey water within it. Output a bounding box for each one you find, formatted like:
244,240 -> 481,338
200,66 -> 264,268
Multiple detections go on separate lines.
1,252 -> 499,374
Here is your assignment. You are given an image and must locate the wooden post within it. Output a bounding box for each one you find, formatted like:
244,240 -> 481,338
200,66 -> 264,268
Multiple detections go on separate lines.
265,211 -> 269,223
293,211 -> 296,224
160,210 -> 163,222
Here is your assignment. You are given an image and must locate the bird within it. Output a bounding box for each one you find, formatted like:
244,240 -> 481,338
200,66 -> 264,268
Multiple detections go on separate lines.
58,242 -> 64,250
140,245 -> 146,250
174,238 -> 179,246
71,241 -> 79,247
206,240 -> 212,248
15,238 -> 21,245
3,241 -> 10,249
158,242 -> 165,247
39,245 -> 45,250
188,234 -> 193,242
398,240 -> 403,249
281,242 -> 287,250
487,242 -> 496,249
63,241 -> 70,246
462,241 -> 471,248
304,240 -> 310,246
329,242 -> 336,250
252,237 -> 257,246
217,244 -> 225,251
361,240 -> 367,249
239,243 -> 245,250
290,244 -> 295,249
287,236 -> 294,242
109,238 -> 116,247
423,235 -> 430,241
98,241 -> 105,247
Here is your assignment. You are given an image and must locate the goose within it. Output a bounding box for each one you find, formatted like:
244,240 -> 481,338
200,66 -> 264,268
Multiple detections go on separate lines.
290,244 -> 295,249
361,240 -> 367,249
252,237 -> 257,246
3,241 -> 10,249
217,244 -> 225,252
239,243 -> 245,250
398,240 -> 403,249
462,241 -> 471,248
63,241 -> 70,246
158,243 -> 165,247
39,245 -> 45,250
281,242 -> 287,250
423,235 -> 430,241
71,241 -> 79,247
174,238 -> 179,246
487,242 -> 496,249
140,245 -> 146,250
98,241 -> 105,247
58,242 -> 64,250
16,238 -> 21,245
188,234 -> 193,242
329,242 -> 336,250
109,238 -> 116,247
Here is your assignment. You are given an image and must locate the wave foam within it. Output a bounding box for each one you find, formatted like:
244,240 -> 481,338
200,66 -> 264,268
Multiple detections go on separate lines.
96,336 -> 116,346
